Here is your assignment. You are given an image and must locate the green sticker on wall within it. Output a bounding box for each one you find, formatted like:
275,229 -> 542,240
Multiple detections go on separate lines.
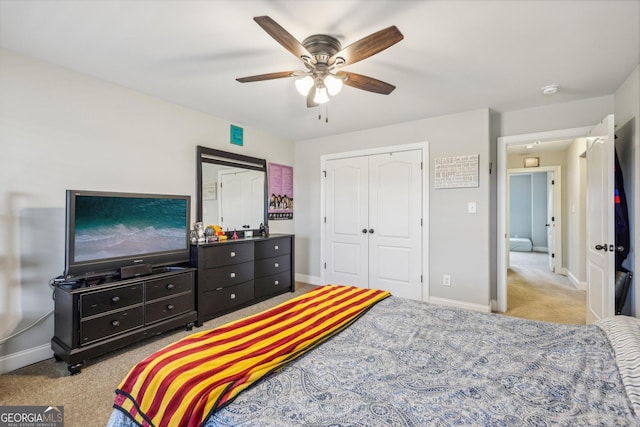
230,125 -> 244,146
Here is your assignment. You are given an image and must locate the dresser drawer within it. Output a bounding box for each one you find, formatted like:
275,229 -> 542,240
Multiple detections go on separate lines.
255,254 -> 291,278
146,273 -> 193,301
200,242 -> 254,269
145,292 -> 193,324
255,237 -> 291,259
81,284 -> 143,318
80,305 -> 143,344
204,280 -> 254,314
199,261 -> 254,292
254,271 -> 292,299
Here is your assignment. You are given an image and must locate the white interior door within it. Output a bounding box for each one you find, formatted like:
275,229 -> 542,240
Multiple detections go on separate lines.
324,156 -> 369,288
368,151 -> 422,299
586,114 -> 615,323
546,171 -> 556,272
219,169 -> 264,230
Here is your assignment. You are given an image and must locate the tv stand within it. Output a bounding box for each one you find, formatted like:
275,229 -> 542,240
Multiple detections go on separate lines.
51,267 -> 196,375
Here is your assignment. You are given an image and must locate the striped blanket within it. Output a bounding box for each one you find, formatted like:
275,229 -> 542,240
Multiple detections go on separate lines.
113,285 -> 390,427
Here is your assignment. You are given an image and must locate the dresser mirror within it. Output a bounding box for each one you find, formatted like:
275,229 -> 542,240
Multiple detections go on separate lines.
196,146 -> 267,232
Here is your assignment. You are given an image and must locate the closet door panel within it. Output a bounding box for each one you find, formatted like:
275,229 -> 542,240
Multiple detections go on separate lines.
324,157 -> 369,287
368,150 -> 422,300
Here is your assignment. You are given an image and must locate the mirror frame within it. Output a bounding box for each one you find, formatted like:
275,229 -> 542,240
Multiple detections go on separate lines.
196,145 -> 268,231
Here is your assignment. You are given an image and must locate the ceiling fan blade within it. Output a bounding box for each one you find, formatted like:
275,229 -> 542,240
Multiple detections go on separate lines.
236,71 -> 298,83
341,71 -> 396,95
330,26 -> 403,66
254,16 -> 313,63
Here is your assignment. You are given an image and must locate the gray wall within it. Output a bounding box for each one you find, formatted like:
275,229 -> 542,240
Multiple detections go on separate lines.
295,109 -> 492,308
509,172 -> 548,250
510,175 -> 532,239
0,49 -> 295,372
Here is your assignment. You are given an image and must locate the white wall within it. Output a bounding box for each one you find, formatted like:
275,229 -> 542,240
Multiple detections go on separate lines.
500,96 -> 614,137
295,109 -> 492,309
614,64 -> 639,316
0,49 -> 294,372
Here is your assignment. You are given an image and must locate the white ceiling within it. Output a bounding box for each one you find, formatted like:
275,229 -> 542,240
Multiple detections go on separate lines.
1,0 -> 638,142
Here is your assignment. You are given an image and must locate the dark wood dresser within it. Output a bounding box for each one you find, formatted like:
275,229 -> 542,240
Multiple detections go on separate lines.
51,267 -> 196,374
190,234 -> 294,325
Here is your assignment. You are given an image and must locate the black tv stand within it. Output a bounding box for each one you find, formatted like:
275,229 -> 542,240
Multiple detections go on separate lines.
51,266 -> 196,374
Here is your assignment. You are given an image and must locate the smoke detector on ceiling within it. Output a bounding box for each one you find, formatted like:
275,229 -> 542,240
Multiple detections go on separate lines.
541,84 -> 559,95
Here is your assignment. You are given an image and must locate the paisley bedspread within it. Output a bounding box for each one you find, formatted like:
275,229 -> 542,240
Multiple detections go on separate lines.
108,295 -> 640,426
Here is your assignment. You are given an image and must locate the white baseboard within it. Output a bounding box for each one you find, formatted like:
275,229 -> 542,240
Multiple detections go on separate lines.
566,270 -> 587,291
295,273 -> 322,286
0,343 -> 53,374
428,296 -> 491,313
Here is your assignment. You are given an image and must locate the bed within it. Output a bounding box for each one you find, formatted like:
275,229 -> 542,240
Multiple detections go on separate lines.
509,236 -> 533,252
108,285 -> 640,426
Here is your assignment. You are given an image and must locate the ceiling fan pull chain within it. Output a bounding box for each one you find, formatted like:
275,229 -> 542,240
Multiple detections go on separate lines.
325,104 -> 329,123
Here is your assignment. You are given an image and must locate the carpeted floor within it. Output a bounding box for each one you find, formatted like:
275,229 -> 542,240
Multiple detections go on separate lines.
0,270 -> 586,426
504,251 -> 586,324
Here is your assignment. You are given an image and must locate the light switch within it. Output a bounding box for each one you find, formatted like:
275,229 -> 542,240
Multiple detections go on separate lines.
468,202 -> 477,214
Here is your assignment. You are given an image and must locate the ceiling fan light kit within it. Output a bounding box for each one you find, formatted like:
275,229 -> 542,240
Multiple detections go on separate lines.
236,16 -> 404,114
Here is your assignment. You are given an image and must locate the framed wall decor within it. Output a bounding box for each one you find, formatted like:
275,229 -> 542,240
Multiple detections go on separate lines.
268,163 -> 294,220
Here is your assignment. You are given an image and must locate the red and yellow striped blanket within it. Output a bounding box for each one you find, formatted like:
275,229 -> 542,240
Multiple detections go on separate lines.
113,284 -> 390,427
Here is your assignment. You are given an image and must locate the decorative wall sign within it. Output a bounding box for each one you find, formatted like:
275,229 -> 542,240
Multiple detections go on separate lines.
524,157 -> 540,168
434,154 -> 479,189
230,124 -> 244,146
268,163 -> 294,220
203,182 -> 217,201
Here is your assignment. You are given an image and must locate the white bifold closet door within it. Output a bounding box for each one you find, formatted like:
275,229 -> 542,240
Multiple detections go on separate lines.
324,150 -> 423,300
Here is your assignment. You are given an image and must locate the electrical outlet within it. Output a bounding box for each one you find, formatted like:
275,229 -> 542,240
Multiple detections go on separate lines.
443,274 -> 451,286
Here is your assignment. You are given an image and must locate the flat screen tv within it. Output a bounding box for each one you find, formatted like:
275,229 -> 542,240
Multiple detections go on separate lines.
64,190 -> 191,279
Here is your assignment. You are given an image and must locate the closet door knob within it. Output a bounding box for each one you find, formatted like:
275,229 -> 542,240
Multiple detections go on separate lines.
368,229 -> 375,234
362,229 -> 368,234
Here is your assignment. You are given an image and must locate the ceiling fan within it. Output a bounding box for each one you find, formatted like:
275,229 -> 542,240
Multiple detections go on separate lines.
236,16 -> 404,108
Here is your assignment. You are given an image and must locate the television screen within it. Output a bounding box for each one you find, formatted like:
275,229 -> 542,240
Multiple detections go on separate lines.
65,190 -> 191,279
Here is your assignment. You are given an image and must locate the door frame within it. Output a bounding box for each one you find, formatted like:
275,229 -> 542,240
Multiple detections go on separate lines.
320,141 -> 430,301
507,166 -> 562,274
497,126 -> 591,312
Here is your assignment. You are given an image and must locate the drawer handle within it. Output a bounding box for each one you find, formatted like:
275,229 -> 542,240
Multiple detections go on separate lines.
274,245 -> 279,250
230,251 -> 236,257
166,283 -> 174,290
230,272 -> 236,278
111,320 -> 120,327
216,287 -> 223,291
274,263 -> 279,268
230,293 -> 236,300
274,280 -> 279,285
111,296 -> 121,303
167,304 -> 174,310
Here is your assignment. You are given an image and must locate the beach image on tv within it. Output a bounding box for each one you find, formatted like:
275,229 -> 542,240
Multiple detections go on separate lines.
74,196 -> 188,262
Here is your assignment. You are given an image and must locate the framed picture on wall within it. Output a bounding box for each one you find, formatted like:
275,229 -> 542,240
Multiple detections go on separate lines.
268,163 -> 294,220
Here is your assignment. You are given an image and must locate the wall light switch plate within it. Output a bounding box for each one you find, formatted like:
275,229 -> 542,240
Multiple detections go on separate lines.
468,202 -> 477,214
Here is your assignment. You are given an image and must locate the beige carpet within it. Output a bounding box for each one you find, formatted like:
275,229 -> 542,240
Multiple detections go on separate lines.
504,251 -> 586,324
0,272 -> 585,426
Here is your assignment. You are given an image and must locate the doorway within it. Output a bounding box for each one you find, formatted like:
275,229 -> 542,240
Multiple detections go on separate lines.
497,126 -> 592,313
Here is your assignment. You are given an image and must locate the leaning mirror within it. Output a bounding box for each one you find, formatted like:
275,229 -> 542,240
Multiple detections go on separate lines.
196,146 -> 267,232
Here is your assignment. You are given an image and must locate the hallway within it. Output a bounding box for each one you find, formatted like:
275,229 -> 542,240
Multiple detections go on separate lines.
505,251 -> 586,324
